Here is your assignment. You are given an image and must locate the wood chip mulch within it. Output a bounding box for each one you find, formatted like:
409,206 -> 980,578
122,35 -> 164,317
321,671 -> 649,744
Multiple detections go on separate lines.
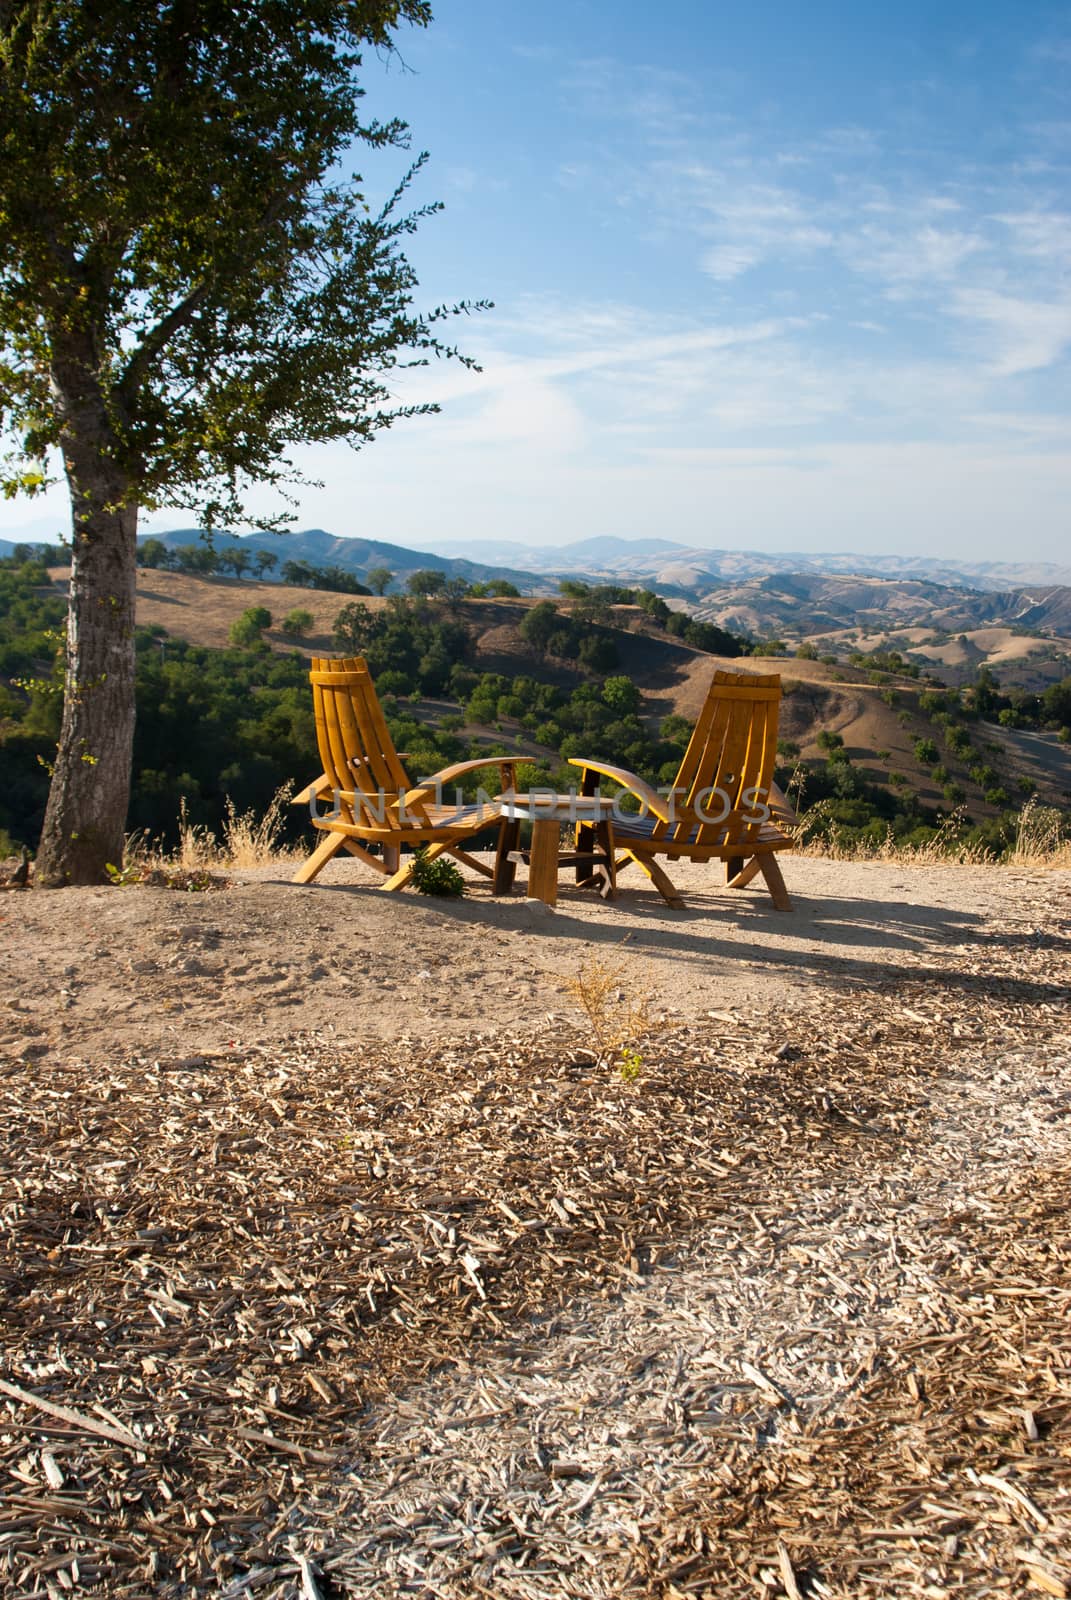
1,934 -> 1069,1597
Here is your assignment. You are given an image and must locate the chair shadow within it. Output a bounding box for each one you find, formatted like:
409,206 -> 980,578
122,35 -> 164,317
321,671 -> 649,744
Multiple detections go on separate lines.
286,870 -> 1068,1008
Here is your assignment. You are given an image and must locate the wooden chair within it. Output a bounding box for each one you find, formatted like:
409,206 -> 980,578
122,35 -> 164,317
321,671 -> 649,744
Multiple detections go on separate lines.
292,656 -> 515,890
570,668 -> 795,910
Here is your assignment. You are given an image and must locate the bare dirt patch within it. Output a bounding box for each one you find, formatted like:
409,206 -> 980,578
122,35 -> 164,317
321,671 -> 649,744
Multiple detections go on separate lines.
3,856 -> 1067,1065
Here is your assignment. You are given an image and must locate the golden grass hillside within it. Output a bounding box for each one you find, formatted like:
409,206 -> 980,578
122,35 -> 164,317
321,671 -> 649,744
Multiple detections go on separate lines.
53,566 -> 1071,817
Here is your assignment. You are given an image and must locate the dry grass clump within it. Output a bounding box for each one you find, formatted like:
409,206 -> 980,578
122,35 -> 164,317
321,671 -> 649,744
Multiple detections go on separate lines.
792,806 -> 995,865
121,785 -> 303,878
1009,797 -> 1071,867
791,797 -> 1071,868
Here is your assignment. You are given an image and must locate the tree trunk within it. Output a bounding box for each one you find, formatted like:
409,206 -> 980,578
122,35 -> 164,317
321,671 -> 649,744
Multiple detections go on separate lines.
35,416 -> 138,887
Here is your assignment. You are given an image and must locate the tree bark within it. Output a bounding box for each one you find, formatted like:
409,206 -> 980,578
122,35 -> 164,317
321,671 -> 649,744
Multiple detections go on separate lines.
35,397 -> 138,887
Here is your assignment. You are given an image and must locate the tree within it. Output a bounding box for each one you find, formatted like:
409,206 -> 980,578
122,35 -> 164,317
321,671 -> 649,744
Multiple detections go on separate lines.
602,676 -> 640,715
174,543 -> 218,575
366,565 -> 393,595
406,568 -> 447,596
230,606 -> 272,645
253,550 -> 278,581
1,1 -> 485,884
229,546 -> 252,581
282,560 -> 315,588
333,601 -> 382,655
137,538 -> 168,569
519,600 -> 559,652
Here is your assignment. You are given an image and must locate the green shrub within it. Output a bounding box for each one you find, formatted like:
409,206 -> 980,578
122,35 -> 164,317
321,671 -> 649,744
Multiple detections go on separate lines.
410,848 -> 465,897
280,608 -> 314,639
229,606 -> 272,645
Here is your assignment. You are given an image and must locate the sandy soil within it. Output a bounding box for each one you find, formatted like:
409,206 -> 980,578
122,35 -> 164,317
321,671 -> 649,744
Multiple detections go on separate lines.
4,853 -> 1068,1066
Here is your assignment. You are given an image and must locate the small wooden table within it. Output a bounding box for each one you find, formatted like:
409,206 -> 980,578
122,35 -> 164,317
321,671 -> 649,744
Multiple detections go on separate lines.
493,794 -> 618,907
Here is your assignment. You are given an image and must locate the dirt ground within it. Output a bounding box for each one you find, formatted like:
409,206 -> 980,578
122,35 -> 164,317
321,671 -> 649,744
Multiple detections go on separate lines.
2,854 -> 1070,1597
3,853 -> 1067,1066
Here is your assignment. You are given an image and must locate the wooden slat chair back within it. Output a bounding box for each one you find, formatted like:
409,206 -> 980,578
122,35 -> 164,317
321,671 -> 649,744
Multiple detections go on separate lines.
292,655 -> 514,890
657,671 -> 781,855
571,668 -> 794,910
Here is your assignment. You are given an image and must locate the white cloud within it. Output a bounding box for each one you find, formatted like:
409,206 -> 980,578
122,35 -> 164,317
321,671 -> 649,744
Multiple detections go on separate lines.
701,242 -> 762,281
949,287 -> 1071,374
844,223 -> 984,289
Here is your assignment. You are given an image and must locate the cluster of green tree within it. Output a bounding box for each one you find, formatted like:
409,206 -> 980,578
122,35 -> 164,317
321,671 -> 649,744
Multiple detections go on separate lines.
783,729 -> 1021,856
403,568 -> 521,599
966,665 -> 1071,738
228,606 -> 318,646
848,647 -> 921,680
138,539 -> 279,580
1,553 -> 1060,864
5,541 -> 70,567
519,600 -> 621,672
333,596 -> 474,694
557,581 -> 746,657
0,555 -> 66,683
279,560 -> 370,595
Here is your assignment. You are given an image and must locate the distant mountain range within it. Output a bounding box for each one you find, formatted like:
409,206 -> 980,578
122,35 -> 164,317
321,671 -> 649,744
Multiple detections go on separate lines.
7,528 -> 1068,591
687,570 -> 1071,641
7,527 -> 1071,643
144,528 -> 545,591
430,535 -> 1071,592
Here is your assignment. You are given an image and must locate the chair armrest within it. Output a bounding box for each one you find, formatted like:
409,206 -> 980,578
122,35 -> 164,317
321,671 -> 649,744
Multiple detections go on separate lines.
766,780 -> 798,826
292,772 -> 331,806
400,756 -> 518,809
567,758 -> 672,824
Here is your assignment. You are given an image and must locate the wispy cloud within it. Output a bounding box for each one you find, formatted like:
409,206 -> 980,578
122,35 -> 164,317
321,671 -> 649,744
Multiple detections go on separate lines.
948,287 -> 1071,374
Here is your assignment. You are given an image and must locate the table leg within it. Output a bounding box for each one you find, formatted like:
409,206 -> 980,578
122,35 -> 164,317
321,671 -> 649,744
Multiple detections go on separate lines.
493,818 -> 521,893
527,817 -> 559,906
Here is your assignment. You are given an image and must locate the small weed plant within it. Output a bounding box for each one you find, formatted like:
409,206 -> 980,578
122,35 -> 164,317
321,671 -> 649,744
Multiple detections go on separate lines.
410,848 -> 466,897
564,957 -> 662,1081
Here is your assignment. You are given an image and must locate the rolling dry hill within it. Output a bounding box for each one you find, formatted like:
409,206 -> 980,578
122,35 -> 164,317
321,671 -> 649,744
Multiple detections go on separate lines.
100,568 -> 1071,817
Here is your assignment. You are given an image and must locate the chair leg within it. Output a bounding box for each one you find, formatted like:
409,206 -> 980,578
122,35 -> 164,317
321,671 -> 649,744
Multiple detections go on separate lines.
575,819 -> 593,884
725,855 -> 745,884
727,856 -> 763,890
527,818 -> 559,906
447,847 -> 494,878
628,851 -> 685,908
380,840 -> 446,892
595,819 -> 617,899
759,855 -> 793,911
292,830 -> 350,885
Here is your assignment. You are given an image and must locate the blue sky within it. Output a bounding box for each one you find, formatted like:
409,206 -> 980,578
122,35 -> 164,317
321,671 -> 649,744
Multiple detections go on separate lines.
5,0 -> 1071,561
